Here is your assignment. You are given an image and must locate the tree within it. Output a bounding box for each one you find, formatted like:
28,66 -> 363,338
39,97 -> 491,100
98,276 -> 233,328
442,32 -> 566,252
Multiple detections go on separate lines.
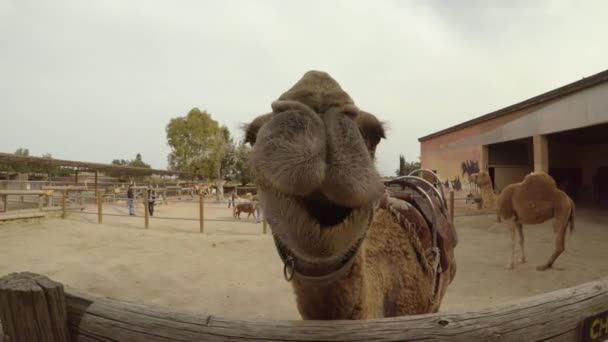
10,147 -> 31,173
234,141 -> 253,186
129,153 -> 151,169
111,154 -> 150,169
395,154 -> 421,176
14,148 -> 29,156
218,126 -> 237,180
166,108 -> 233,179
398,155 -> 406,176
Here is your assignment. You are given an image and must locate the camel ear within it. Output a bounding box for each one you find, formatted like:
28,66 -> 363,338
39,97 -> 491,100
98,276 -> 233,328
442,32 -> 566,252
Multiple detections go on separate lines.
242,113 -> 273,146
357,111 -> 387,151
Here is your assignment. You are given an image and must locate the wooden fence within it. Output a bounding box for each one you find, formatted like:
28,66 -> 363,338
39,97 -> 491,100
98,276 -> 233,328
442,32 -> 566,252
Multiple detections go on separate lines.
0,272 -> 607,341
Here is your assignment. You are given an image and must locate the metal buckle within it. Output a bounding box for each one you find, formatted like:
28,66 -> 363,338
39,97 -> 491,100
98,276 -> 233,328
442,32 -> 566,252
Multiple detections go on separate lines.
283,254 -> 295,281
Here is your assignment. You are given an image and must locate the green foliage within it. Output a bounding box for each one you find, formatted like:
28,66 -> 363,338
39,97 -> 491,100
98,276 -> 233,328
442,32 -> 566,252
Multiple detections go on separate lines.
166,108 -> 234,179
111,153 -> 151,169
234,141 -> 253,186
395,154 -> 421,176
0,148 -> 71,177
129,153 -> 151,169
14,148 -> 29,156
108,153 -> 151,180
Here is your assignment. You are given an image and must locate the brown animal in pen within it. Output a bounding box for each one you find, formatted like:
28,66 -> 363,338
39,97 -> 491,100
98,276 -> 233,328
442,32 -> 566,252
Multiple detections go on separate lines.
233,202 -> 256,219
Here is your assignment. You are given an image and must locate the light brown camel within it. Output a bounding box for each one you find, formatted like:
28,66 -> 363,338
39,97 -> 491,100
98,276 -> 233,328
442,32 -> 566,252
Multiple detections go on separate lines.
470,171 -> 575,271
468,172 -> 496,209
243,70 -> 457,320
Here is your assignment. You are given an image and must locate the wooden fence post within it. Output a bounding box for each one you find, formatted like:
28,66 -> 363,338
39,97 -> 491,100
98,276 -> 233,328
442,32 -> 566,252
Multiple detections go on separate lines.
97,191 -> 102,224
144,190 -> 149,229
0,272 -> 71,342
449,190 -> 454,225
61,190 -> 67,219
199,192 -> 204,233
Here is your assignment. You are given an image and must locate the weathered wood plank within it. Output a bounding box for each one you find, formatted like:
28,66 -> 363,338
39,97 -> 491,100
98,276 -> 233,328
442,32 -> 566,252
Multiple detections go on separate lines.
41,186 -> 87,191
0,190 -> 52,196
0,210 -> 45,221
57,276 -> 608,342
0,272 -> 71,342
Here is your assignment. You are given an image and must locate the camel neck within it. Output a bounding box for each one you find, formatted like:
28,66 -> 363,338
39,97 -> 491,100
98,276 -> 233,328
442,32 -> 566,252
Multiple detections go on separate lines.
291,250 -> 368,320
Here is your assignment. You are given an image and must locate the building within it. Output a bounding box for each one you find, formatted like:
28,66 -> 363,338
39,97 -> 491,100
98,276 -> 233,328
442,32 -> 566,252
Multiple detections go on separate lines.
418,68 -> 608,204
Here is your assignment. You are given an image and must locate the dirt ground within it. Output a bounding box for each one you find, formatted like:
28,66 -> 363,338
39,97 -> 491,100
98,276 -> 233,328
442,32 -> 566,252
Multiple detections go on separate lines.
1,199 -> 607,320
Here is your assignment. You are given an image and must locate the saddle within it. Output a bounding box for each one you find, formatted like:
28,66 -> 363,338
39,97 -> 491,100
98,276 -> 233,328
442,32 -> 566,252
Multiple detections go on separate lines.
381,177 -> 457,275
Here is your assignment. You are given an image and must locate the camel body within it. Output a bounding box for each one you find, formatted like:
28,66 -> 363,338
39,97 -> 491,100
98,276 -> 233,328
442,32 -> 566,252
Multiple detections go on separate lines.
470,171 -> 575,270
244,70 -> 457,320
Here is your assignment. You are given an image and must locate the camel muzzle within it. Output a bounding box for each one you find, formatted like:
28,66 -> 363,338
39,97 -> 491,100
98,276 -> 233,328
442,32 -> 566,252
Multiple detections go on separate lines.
250,100 -> 384,210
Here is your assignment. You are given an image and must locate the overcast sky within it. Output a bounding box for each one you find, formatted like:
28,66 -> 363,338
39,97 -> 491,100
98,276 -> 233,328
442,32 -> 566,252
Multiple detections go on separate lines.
1,0 -> 607,176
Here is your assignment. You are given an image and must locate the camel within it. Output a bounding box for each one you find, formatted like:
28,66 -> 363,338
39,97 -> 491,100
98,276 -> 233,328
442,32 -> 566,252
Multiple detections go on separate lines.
468,172 -> 497,210
243,70 -> 457,320
469,171 -> 575,271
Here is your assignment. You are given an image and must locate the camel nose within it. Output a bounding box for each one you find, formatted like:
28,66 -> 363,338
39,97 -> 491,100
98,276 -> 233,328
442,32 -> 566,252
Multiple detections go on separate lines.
250,100 -> 328,197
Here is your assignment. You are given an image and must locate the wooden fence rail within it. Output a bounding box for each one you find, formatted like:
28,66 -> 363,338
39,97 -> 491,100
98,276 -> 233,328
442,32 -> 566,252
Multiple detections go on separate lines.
0,272 -> 607,342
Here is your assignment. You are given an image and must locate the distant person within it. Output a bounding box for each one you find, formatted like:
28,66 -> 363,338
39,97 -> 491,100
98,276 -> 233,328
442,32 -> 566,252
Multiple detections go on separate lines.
127,185 -> 135,216
252,195 -> 263,224
148,187 -> 156,216
228,190 -> 237,208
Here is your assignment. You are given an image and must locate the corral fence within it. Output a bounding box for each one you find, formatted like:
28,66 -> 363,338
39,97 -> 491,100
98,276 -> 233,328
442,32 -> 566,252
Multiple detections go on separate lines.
75,190 -> 270,234
0,182 -> 489,235
0,271 -> 606,341
0,185 -> 270,234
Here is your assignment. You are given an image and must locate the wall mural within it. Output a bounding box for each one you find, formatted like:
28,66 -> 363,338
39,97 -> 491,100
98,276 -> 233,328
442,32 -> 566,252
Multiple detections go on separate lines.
420,142 -> 483,196
461,160 -> 480,179
437,160 -> 480,194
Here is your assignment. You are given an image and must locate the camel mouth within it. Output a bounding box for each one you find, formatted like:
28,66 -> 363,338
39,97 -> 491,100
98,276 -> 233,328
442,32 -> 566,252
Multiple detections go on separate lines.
301,191 -> 354,228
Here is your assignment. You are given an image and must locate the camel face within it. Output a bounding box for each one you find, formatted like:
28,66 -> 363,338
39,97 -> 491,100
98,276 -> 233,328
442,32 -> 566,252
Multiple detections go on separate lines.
470,171 -> 492,188
244,70 -> 386,259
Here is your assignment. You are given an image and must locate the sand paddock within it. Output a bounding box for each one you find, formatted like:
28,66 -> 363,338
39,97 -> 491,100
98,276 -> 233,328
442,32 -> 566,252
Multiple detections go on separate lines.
1,200 -> 608,320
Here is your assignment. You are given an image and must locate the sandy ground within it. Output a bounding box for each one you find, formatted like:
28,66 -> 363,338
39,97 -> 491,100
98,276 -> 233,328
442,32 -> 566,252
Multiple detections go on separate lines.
1,199 -> 608,320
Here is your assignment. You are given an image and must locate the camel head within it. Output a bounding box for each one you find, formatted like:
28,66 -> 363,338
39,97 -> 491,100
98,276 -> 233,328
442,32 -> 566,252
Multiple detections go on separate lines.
469,171 -> 492,189
243,70 -> 386,261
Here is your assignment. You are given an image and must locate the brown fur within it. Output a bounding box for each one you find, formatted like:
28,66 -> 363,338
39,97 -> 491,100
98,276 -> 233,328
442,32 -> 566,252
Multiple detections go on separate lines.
233,202 -> 256,219
292,210 -> 437,319
469,172 -> 496,209
470,171 -> 575,270
243,70 -> 456,320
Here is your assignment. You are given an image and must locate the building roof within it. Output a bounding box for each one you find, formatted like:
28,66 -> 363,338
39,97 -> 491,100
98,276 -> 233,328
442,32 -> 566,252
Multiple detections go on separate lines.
418,68 -> 608,142
0,153 -> 201,178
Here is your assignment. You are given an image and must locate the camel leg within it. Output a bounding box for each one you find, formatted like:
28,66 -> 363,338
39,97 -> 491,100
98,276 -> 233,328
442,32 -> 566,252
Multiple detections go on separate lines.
515,223 -> 526,263
537,219 -> 567,271
504,220 -> 517,270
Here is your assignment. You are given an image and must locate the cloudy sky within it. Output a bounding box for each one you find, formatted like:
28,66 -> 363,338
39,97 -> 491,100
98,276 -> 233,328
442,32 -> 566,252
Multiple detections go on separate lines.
1,0 -> 607,176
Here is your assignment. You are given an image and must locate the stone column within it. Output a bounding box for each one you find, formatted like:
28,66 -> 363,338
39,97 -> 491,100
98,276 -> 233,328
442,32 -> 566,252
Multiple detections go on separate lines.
533,135 -> 549,173
481,145 -> 489,170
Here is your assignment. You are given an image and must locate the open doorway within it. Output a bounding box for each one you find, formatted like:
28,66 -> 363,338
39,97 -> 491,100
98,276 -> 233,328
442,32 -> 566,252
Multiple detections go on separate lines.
487,137 -> 533,192
548,122 -> 608,206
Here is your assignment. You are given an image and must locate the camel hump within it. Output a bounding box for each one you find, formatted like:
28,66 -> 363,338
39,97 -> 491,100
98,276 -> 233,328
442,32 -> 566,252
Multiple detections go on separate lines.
521,172 -> 557,191
515,172 -> 559,202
